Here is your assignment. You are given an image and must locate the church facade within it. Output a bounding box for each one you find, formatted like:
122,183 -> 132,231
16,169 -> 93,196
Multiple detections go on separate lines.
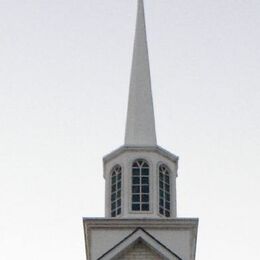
83,1 -> 198,259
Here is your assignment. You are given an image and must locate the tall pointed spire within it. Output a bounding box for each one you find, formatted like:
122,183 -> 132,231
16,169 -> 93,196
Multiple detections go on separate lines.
125,0 -> 157,146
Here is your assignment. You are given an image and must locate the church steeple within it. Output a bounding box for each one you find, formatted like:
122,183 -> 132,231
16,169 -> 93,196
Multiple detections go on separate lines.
125,0 -> 157,146
103,0 -> 178,219
84,2 -> 198,258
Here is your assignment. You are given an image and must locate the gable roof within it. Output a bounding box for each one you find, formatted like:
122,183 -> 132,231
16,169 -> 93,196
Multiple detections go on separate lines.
97,227 -> 183,260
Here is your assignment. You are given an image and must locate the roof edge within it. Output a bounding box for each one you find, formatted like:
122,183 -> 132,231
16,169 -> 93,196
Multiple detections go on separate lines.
103,145 -> 179,163
83,217 -> 199,227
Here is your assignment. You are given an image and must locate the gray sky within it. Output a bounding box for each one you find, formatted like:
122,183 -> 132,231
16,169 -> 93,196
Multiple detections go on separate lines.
0,0 -> 259,259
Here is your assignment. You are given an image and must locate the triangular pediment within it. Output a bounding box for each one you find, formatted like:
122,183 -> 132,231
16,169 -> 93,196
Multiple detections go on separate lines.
97,228 -> 182,260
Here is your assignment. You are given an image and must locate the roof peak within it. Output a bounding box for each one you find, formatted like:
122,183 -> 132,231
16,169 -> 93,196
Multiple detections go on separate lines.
124,0 -> 157,146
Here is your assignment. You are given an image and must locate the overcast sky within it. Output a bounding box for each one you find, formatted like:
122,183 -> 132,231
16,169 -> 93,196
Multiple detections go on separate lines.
0,0 -> 260,259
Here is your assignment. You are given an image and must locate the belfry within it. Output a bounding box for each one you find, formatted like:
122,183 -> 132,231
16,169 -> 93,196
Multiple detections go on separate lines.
83,1 -> 198,259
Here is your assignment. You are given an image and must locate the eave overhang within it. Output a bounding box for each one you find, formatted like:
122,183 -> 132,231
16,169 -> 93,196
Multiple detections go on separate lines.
103,145 -> 179,164
83,218 -> 199,260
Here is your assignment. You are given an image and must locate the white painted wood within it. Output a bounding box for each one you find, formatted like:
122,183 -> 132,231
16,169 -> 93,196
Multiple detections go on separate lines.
83,218 -> 198,260
103,147 -> 178,218
83,1 -> 199,260
125,0 -> 157,146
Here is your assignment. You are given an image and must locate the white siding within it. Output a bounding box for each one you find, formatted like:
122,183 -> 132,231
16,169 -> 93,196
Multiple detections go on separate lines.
116,241 -> 163,260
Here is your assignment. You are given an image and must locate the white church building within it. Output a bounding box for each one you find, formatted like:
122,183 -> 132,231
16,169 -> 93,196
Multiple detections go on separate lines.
83,1 -> 198,259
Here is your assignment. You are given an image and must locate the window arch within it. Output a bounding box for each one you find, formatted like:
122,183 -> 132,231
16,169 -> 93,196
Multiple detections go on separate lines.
132,159 -> 149,211
110,165 -> 122,217
159,164 -> 171,217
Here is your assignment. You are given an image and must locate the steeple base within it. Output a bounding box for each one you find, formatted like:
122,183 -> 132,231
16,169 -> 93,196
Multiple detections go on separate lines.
83,218 -> 198,260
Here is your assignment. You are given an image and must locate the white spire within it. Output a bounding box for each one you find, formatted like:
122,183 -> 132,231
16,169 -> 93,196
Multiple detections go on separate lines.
125,0 -> 157,146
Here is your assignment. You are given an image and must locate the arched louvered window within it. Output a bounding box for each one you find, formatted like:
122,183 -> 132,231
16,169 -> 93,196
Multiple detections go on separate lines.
132,159 -> 149,211
111,165 -> 122,217
159,164 -> 171,217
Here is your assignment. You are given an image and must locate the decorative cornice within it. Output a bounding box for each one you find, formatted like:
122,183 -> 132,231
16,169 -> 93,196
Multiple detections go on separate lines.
83,218 -> 199,260
103,145 -> 179,164
83,217 -> 198,229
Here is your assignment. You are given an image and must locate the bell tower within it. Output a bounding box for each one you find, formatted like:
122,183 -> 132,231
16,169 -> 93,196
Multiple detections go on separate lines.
103,0 -> 178,220
83,1 -> 198,259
